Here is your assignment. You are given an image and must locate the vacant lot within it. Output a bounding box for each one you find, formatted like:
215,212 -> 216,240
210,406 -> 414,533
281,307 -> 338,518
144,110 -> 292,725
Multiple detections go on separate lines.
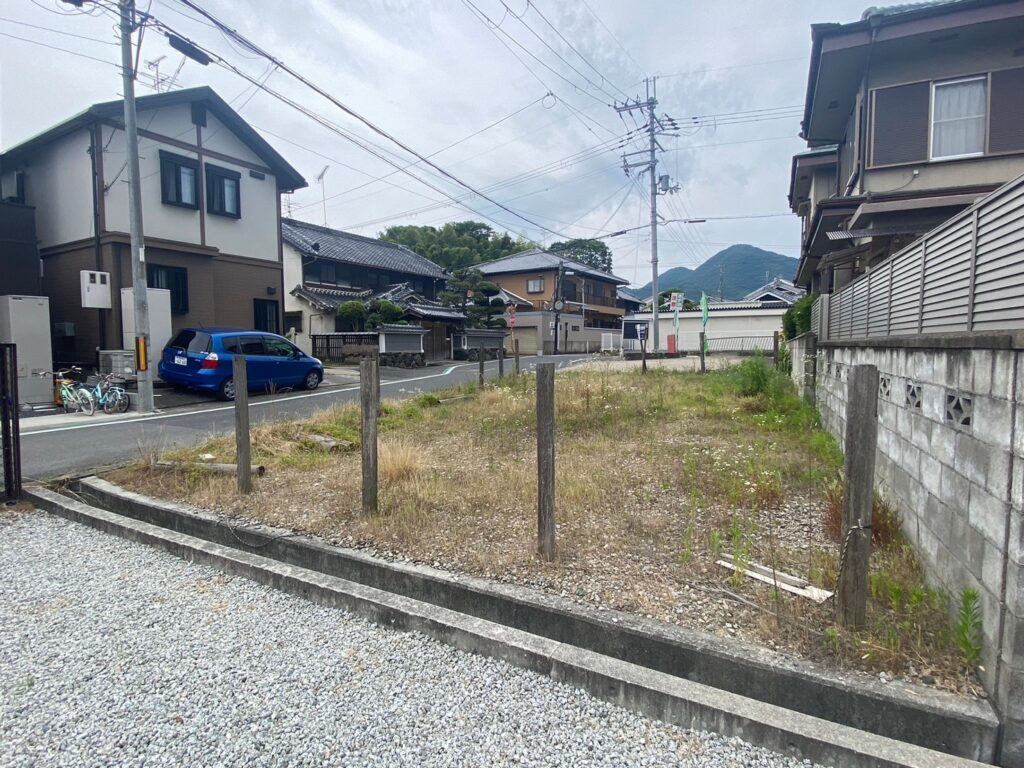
109,360 -> 977,694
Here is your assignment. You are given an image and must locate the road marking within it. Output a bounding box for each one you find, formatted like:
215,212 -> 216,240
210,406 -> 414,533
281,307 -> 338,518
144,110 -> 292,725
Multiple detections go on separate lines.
19,361 -> 508,436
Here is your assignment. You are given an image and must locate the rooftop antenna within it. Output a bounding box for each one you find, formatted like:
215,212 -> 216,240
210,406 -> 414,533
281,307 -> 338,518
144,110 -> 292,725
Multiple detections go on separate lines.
315,165 -> 329,226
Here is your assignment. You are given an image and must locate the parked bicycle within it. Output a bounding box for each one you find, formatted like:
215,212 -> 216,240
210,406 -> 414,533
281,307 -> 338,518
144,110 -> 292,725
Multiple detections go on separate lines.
44,368 -> 95,416
83,373 -> 131,415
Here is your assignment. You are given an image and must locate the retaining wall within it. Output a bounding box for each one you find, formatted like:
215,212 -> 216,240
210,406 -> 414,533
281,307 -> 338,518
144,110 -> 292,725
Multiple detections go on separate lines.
816,334 -> 1024,765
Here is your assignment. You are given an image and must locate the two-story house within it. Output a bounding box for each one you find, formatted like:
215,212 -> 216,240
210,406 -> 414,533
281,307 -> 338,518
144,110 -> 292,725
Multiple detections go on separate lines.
281,218 -> 461,359
0,86 -> 306,364
790,0 -> 1024,293
476,248 -> 628,354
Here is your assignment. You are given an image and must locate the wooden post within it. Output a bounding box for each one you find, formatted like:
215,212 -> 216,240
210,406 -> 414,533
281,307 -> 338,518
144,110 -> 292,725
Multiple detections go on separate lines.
536,362 -> 556,561
360,356 -> 379,516
233,355 -> 252,494
699,332 -> 707,373
772,331 -> 780,368
478,352 -> 485,388
837,364 -> 879,629
513,339 -> 521,376
640,338 -> 647,374
497,344 -> 505,379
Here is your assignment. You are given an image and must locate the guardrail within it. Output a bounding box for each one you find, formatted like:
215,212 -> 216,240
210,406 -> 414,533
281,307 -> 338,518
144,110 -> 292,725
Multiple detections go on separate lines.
818,173 -> 1024,341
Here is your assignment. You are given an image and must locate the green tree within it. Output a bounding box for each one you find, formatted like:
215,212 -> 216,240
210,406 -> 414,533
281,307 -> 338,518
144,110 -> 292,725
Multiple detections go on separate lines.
549,239 -> 614,274
336,300 -> 366,331
782,293 -> 816,339
438,267 -> 485,313
466,281 -> 507,329
365,299 -> 406,330
379,221 -> 533,270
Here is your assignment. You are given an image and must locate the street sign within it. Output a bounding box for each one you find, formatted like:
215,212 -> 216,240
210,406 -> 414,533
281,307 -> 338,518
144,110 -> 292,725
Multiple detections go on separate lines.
636,323 -> 648,341
669,292 -> 681,312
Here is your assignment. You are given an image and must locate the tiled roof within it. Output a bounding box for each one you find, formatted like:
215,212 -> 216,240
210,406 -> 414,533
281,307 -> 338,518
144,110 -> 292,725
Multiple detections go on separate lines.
290,284 -> 372,311
617,288 -> 645,304
291,281 -> 466,321
282,218 -> 448,279
476,248 -> 628,284
860,0 -> 965,19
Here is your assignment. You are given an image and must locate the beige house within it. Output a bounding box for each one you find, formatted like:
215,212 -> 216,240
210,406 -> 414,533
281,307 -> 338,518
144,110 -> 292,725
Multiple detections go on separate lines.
790,0 -> 1024,293
0,86 -> 306,363
476,248 -> 628,354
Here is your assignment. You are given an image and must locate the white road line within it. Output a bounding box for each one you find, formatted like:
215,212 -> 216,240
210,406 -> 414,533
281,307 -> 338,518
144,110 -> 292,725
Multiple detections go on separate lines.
19,362 -> 479,436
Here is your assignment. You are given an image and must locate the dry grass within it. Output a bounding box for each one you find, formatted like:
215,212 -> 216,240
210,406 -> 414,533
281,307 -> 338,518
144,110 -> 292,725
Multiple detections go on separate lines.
106,362 -> 972,694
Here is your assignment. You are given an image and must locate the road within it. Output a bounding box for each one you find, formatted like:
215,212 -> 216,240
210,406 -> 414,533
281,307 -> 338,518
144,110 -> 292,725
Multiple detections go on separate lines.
20,355 -> 591,481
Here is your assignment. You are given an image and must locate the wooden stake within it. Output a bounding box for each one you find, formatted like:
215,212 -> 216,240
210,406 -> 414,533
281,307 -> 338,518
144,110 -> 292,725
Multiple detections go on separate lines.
837,364 -> 879,629
513,339 -> 521,376
536,362 -> 556,561
360,356 -> 379,516
699,332 -> 707,373
498,344 -> 505,378
478,352 -> 485,388
233,354 -> 252,494
640,338 -> 647,374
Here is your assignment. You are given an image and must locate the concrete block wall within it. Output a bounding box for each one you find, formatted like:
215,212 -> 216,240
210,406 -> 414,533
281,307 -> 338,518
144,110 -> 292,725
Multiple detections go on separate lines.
816,341 -> 1024,765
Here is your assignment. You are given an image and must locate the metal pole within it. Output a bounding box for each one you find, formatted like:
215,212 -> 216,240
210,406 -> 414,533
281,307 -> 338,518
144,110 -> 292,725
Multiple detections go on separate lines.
120,0 -> 154,413
648,77 -> 660,352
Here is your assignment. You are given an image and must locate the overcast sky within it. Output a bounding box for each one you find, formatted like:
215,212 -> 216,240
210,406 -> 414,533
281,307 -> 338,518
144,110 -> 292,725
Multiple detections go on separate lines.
1,0 -> 871,286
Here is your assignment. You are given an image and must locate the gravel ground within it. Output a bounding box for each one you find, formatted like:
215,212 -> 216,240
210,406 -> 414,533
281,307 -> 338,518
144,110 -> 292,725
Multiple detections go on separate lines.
0,513 -> 822,768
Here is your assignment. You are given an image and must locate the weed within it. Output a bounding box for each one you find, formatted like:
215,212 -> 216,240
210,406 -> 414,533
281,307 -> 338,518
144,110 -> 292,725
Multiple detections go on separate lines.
378,438 -> 424,485
955,588 -> 984,669
708,530 -> 723,560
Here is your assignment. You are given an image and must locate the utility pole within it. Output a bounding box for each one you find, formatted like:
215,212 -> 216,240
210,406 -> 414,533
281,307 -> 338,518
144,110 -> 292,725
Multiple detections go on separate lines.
615,78 -> 678,352
552,260 -> 565,355
121,0 -> 155,413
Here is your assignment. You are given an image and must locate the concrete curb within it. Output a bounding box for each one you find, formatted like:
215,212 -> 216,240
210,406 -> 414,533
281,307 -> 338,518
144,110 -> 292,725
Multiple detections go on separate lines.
67,476 -> 999,762
25,484 -> 991,768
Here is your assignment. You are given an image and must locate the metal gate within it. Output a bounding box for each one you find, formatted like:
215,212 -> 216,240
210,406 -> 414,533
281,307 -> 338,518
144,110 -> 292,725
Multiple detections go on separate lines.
1,343 -> 22,501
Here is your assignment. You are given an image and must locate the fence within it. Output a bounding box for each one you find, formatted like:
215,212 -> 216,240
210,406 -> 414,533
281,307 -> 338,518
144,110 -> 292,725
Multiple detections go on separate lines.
817,173 -> 1024,341
705,334 -> 776,354
311,333 -> 378,363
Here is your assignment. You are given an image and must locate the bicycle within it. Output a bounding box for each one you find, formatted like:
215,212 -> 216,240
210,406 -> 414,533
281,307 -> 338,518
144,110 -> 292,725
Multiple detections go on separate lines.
85,373 -> 131,415
44,368 -> 95,416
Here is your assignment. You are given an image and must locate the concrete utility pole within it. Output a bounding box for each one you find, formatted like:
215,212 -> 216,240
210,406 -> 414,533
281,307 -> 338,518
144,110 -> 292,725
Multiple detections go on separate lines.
120,0 -> 155,412
615,78 -> 678,352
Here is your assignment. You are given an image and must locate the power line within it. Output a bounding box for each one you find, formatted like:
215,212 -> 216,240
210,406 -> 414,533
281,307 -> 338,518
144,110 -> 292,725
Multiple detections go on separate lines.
165,0 -> 576,240
0,15 -> 118,45
655,56 -> 805,80
523,1 -> 629,98
578,0 -> 645,76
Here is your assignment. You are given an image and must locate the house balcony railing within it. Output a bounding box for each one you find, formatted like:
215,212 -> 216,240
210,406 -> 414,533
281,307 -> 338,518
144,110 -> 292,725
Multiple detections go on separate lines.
815,172 -> 1024,342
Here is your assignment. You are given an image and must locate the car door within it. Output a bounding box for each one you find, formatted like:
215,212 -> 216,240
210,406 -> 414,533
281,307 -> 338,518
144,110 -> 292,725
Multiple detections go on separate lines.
237,334 -> 272,389
262,335 -> 303,387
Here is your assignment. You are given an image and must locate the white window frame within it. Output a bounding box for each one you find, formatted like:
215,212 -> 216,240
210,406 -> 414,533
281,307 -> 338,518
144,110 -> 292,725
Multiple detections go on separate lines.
527,277 -> 545,293
929,75 -> 988,162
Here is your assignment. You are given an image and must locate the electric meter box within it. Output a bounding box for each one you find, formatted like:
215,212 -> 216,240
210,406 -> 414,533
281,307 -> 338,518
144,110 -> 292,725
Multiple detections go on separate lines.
81,270 -> 112,309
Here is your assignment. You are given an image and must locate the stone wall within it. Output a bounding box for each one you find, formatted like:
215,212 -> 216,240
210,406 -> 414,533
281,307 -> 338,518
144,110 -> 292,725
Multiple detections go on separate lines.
816,338 -> 1024,764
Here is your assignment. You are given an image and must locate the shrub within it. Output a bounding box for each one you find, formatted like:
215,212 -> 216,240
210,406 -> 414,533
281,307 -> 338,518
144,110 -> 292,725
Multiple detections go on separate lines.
782,293 -> 816,339
735,356 -> 771,397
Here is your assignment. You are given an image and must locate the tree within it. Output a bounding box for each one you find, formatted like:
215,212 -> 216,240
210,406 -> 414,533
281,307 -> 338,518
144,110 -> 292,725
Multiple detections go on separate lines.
782,293 -> 816,339
336,300 -> 366,331
467,281 -> 507,329
365,299 -> 405,330
549,239 -> 614,274
379,221 -> 534,270
438,267 -> 485,313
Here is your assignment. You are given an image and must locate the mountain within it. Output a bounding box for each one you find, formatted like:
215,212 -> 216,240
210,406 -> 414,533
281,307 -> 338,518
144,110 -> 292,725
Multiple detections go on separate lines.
635,244 -> 798,300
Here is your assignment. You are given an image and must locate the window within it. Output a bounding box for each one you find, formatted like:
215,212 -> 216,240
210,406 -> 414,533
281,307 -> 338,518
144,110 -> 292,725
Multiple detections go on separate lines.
284,311 -> 303,333
159,151 -> 198,209
147,264 -> 188,314
527,278 -> 545,293
254,299 -> 279,334
167,329 -> 210,353
264,337 -> 297,357
206,164 -> 241,218
931,77 -> 987,160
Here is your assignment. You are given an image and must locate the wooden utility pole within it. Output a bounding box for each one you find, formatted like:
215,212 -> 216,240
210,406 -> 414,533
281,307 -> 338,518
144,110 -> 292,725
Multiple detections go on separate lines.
837,364 -> 879,629
360,356 -> 379,515
536,362 -> 556,560
233,355 -> 251,494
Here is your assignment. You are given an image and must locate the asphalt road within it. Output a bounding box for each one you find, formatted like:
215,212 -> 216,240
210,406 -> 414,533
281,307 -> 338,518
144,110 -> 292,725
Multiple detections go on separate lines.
20,354 -> 591,481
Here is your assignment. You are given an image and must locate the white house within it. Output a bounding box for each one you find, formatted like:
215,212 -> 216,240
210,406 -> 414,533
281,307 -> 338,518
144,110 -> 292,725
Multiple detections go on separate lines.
0,86 -> 306,363
624,301 -> 786,353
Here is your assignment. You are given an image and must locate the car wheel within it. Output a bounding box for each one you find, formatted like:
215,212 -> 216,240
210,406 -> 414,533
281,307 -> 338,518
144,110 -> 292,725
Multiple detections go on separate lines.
218,377 -> 236,401
303,369 -> 322,391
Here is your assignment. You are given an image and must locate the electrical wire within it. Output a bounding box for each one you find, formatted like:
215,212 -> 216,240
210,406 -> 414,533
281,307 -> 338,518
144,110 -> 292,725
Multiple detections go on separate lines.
0,15 -> 118,45
577,0 -> 645,77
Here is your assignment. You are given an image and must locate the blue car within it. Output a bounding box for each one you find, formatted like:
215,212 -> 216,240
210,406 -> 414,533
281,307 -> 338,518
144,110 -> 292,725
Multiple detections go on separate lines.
158,328 -> 323,400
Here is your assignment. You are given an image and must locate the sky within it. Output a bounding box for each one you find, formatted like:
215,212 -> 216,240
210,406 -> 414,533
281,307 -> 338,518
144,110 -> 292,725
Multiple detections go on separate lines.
1,0 -> 871,287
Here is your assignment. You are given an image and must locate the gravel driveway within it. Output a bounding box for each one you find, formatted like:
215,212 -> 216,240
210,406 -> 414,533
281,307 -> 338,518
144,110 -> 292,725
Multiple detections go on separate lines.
0,513 -> 820,768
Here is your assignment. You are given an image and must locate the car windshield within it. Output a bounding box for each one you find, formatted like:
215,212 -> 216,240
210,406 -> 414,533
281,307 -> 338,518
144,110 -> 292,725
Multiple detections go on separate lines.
167,330 -> 211,354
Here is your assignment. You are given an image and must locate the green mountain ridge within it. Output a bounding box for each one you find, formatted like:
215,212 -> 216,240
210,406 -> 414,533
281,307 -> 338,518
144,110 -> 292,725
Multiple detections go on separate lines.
635,244 -> 798,301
